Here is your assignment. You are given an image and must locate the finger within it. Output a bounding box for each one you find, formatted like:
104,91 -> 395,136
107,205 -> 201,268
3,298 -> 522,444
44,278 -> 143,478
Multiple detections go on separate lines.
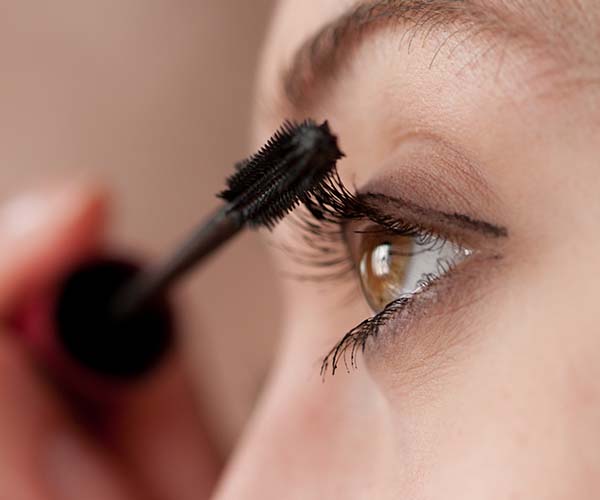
0,181 -> 107,314
0,333 -> 138,500
0,183 -> 138,499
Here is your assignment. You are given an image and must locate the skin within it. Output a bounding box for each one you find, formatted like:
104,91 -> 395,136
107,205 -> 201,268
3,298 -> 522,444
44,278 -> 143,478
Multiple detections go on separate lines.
215,0 -> 600,498
2,1 -> 599,499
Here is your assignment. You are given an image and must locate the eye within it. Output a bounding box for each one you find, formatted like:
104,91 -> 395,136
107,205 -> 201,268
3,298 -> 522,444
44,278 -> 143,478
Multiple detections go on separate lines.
355,230 -> 471,313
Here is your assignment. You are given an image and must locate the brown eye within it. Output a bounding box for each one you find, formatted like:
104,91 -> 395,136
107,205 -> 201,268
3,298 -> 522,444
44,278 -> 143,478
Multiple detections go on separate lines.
358,234 -> 413,312
356,232 -> 470,313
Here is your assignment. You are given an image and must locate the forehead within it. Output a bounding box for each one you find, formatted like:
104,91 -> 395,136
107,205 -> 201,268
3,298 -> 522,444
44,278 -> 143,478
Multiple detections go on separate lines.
258,0 -> 598,115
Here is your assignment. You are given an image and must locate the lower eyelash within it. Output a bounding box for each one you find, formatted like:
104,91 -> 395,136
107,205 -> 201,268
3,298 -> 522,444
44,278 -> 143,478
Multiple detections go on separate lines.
320,296 -> 411,378
319,258 -> 460,378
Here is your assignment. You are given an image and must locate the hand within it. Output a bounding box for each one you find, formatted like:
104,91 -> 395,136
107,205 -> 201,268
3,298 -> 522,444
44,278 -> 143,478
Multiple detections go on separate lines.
0,182 -> 219,500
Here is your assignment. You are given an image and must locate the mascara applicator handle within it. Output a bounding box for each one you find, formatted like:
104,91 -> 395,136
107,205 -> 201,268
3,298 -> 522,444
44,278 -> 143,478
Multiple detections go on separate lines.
112,204 -> 244,319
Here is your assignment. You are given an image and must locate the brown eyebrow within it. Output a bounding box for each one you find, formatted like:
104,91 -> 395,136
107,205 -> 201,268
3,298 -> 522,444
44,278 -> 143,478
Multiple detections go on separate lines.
280,0 -> 557,112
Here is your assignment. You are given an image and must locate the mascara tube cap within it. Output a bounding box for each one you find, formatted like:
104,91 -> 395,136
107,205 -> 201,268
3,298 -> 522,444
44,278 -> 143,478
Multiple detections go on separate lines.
10,255 -> 174,402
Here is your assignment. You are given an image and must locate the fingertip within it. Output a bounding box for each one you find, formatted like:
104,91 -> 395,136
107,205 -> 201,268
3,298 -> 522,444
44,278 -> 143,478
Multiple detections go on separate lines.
0,179 -> 108,240
0,180 -> 111,313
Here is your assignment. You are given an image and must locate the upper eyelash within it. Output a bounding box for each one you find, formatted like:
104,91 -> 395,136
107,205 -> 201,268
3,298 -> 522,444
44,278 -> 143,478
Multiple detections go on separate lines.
285,171 -> 449,284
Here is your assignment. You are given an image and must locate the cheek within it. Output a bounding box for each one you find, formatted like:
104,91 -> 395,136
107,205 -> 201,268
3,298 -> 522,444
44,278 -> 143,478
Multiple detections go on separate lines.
224,323 -> 418,497
366,245 -> 600,497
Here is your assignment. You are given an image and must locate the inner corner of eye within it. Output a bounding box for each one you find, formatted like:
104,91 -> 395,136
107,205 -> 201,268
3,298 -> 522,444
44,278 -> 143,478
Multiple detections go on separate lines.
353,230 -> 470,314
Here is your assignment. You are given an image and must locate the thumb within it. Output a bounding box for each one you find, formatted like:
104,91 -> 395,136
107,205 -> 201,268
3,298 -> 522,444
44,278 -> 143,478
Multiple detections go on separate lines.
0,181 -> 107,315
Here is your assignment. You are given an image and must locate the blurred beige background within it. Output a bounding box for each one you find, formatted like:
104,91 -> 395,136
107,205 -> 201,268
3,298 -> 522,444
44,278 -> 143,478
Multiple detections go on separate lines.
0,0 -> 278,455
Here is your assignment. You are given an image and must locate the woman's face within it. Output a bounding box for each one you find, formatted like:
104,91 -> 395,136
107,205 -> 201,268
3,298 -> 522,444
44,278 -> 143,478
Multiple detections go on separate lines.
217,1 -> 600,498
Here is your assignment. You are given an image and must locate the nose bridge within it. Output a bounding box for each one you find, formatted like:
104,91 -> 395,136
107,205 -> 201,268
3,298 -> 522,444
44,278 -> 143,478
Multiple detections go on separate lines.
213,359 -> 394,499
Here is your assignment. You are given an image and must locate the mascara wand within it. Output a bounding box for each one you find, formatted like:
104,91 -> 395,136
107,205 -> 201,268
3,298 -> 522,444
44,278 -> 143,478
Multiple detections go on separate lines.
8,119 -> 343,390
112,119 -> 344,319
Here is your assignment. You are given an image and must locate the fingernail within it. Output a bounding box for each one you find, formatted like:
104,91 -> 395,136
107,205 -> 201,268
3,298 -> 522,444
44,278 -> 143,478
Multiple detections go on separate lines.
0,183 -> 87,241
45,431 -> 129,500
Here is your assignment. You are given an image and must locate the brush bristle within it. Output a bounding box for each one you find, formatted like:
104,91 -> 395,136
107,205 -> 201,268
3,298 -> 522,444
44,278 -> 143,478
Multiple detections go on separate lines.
219,119 -> 344,229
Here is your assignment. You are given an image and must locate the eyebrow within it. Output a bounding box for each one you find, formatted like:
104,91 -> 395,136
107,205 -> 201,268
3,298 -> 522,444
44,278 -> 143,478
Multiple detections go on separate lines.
281,0 -> 552,111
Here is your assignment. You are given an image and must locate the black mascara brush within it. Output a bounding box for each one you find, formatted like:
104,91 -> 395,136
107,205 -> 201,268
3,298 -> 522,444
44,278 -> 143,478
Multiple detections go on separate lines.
113,119 -> 344,318
10,119 -> 344,395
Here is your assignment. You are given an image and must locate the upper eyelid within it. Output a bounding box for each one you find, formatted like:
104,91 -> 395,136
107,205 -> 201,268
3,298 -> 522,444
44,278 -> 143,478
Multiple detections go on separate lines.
338,194 -> 508,276
288,169 -> 505,284
354,192 -> 508,239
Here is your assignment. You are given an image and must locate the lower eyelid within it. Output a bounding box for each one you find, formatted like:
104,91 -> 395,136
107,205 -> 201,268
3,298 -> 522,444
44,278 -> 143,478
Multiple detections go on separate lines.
321,252 -> 499,378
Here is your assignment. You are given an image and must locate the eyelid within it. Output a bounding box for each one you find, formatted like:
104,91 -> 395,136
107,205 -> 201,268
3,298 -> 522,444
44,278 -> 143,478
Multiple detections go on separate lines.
354,192 -> 507,240
354,190 -> 504,262
351,131 -> 506,224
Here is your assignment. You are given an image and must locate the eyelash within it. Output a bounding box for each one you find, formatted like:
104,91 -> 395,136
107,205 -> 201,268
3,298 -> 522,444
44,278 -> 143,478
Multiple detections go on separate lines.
320,297 -> 410,377
286,172 -> 459,376
289,172 -> 445,275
